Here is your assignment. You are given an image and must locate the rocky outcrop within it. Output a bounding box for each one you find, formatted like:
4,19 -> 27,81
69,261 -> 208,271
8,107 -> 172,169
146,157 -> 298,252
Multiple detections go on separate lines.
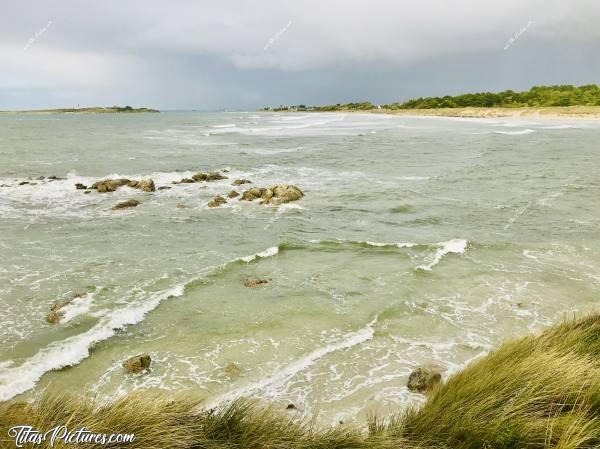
112,199 -> 140,210
240,184 -> 303,205
227,190 -> 240,198
90,178 -> 155,193
407,366 -> 442,393
46,292 -> 88,324
91,178 -> 131,193
244,279 -> 269,288
123,353 -> 152,374
208,195 -> 227,208
173,178 -> 195,184
129,179 -> 155,192
192,172 -> 227,182
232,179 -> 252,186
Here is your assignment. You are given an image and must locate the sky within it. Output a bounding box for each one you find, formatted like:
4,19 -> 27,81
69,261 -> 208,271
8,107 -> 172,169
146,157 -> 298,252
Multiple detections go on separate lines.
1,0 -> 600,110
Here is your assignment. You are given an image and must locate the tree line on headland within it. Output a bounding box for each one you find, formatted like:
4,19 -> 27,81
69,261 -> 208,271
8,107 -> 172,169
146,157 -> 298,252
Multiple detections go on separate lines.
265,84 -> 600,111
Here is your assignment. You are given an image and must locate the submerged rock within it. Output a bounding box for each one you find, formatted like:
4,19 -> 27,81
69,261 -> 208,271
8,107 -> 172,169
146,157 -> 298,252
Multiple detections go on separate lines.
232,179 -> 252,186
157,186 -> 172,190
18,181 -> 29,186
91,178 -> 131,193
46,310 -> 65,324
123,353 -> 152,374
173,178 -> 195,184
129,179 -> 155,192
407,366 -> 442,393
75,183 -> 88,190
112,199 -> 140,210
240,184 -> 303,205
286,403 -> 297,410
244,279 -> 269,288
225,362 -> 241,378
193,171 -> 228,182
227,190 -> 240,198
208,195 -> 227,208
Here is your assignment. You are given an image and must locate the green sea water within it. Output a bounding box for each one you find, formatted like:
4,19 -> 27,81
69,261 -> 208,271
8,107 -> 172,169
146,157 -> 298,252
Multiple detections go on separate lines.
0,112 -> 598,424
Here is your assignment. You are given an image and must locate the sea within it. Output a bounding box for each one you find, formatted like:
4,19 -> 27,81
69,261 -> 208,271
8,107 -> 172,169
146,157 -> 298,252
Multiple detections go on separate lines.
0,111 -> 598,425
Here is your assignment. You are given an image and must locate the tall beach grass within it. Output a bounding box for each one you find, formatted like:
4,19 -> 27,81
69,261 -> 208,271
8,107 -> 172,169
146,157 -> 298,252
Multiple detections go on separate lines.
1,314 -> 598,448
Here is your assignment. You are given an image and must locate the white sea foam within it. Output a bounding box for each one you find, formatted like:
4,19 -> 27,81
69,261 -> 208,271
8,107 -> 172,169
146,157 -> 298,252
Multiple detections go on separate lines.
0,246 -> 281,402
238,246 -> 279,262
60,293 -> 96,323
494,129 -> 535,135
416,239 -> 468,271
204,316 -> 378,409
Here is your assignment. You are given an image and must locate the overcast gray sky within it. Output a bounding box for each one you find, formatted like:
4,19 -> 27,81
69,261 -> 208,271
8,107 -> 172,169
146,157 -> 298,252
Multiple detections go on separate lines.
1,0 -> 599,110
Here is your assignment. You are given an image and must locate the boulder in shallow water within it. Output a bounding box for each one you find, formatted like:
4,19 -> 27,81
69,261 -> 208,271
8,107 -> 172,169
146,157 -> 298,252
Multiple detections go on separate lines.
225,362 -> 241,378
407,366 -> 442,393
241,184 -> 303,205
208,195 -> 227,208
128,179 -> 155,192
91,178 -> 131,193
157,186 -> 172,190
240,187 -> 266,201
227,190 -> 240,198
232,179 -> 252,186
75,183 -> 88,190
193,171 -> 228,182
46,310 -> 65,324
244,278 -> 269,288
286,403 -> 297,410
111,199 -> 140,210
265,184 -> 303,205
123,353 -> 152,374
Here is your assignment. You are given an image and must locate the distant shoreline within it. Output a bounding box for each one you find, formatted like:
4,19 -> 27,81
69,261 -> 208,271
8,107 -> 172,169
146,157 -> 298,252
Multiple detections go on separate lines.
356,106 -> 600,120
0,107 -> 159,114
267,106 -> 600,120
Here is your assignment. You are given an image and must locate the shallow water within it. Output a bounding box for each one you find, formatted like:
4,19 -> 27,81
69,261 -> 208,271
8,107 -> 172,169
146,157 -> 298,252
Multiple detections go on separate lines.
0,112 -> 599,425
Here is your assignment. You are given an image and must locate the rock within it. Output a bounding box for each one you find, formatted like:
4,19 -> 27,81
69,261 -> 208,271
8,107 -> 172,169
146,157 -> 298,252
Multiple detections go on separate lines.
18,181 -> 29,186
225,362 -> 241,378
157,186 -> 172,190
175,203 -> 187,209
122,353 -> 151,374
232,179 -> 252,186
208,195 -> 227,208
227,190 -> 240,198
46,310 -> 65,324
48,175 -> 65,181
265,184 -> 304,205
240,187 -> 266,201
91,178 -> 131,193
240,184 -> 303,205
75,183 -> 88,190
37,176 -> 45,180
128,179 -> 155,192
192,171 -> 228,182
73,292 -> 88,299
84,190 -> 91,194
179,178 -> 195,184
407,366 -> 442,393
50,298 -> 72,312
244,279 -> 269,288
111,199 -> 140,210
286,403 -> 297,410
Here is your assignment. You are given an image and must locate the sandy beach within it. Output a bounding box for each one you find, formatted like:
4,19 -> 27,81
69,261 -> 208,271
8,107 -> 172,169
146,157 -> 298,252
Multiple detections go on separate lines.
366,105 -> 600,120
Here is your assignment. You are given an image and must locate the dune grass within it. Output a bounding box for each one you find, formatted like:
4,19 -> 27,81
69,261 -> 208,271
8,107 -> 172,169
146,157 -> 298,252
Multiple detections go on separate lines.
1,314 -> 599,448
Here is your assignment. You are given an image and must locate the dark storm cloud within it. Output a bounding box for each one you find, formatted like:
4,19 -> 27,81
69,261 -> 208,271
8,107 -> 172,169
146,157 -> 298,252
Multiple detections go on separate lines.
1,0 -> 599,109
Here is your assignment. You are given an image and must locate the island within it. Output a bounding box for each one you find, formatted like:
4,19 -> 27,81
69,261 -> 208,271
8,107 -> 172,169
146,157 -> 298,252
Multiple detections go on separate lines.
0,106 -> 159,114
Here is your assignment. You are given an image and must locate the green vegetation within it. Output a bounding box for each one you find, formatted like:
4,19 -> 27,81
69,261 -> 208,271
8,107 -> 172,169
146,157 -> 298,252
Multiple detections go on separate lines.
1,313 -> 599,448
0,106 -> 159,114
267,85 -> 600,111
385,85 -> 600,109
